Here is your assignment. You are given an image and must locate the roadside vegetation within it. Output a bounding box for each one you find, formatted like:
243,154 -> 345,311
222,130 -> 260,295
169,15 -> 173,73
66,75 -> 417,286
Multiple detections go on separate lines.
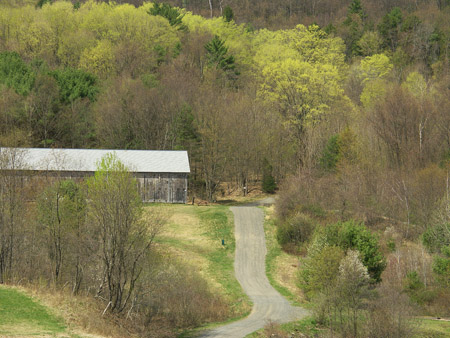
256,183 -> 450,337
264,206 -> 303,306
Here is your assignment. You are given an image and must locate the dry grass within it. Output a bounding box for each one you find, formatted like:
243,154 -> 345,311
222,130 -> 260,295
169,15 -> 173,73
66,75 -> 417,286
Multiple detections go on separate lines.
264,205 -> 305,304
273,253 -> 302,302
12,284 -> 135,338
156,205 -> 223,292
152,203 -> 251,321
0,284 -> 118,338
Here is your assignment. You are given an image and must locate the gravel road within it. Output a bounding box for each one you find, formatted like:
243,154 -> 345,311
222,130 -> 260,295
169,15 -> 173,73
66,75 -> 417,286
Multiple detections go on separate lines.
201,200 -> 309,337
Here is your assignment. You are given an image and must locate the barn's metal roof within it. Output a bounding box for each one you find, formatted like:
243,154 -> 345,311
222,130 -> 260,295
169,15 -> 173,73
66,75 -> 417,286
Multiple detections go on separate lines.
0,148 -> 190,173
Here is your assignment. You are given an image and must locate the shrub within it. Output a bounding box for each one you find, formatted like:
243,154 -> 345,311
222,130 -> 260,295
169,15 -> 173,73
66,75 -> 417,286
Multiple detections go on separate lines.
277,213 -> 315,252
316,221 -> 386,282
143,261 -> 228,329
432,245 -> 450,288
299,245 -> 345,299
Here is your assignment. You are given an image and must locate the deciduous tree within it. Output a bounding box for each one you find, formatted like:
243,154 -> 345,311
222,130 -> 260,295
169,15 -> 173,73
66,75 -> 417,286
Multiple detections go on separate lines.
87,153 -> 165,313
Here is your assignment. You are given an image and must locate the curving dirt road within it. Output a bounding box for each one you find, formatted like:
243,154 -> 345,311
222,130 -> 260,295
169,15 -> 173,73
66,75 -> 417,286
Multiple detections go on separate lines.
201,200 -> 309,338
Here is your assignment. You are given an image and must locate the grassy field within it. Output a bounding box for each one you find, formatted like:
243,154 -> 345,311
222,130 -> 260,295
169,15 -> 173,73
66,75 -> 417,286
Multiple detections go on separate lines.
153,204 -> 252,326
263,205 -> 303,306
0,284 -> 133,338
415,318 -> 450,337
0,285 -> 67,337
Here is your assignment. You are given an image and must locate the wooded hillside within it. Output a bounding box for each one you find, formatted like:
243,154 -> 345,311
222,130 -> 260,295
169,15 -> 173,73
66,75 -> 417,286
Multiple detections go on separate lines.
1,1 -> 450,336
2,0 -> 450,201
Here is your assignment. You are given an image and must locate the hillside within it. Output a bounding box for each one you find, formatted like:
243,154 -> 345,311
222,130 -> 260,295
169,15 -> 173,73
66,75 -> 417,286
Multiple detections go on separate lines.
1,1 -> 450,337
0,286 -> 66,337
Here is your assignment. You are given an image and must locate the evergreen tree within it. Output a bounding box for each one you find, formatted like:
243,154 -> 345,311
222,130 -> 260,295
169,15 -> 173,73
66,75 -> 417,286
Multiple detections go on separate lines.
37,0 -> 52,8
148,3 -> 186,31
343,0 -> 367,56
320,134 -> 340,172
262,158 -> 276,194
378,7 -> 403,51
348,0 -> 366,19
0,52 -> 35,96
223,6 -> 234,22
50,68 -> 98,104
204,36 -> 236,73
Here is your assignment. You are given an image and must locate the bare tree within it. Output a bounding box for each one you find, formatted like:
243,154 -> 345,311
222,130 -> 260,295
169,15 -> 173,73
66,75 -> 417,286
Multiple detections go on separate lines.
37,179 -> 89,291
365,283 -> 416,338
0,148 -> 26,284
208,0 -> 213,17
87,153 -> 165,313
369,85 -> 437,169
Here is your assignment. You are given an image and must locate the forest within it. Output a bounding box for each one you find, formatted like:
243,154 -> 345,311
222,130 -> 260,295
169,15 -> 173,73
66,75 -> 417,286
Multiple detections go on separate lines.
1,0 -> 450,337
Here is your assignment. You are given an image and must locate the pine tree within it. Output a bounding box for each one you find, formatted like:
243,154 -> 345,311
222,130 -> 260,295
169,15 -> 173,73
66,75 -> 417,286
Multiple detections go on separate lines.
148,3 -> 186,31
223,6 -> 234,22
262,158 -> 276,194
204,36 -> 236,73
348,0 -> 366,19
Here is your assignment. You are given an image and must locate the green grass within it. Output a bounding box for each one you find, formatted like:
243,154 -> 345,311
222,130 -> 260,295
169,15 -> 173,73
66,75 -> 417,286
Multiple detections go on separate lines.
263,208 -> 301,306
196,206 -> 251,316
279,317 -> 320,335
415,318 -> 450,337
0,286 -> 66,335
245,317 -> 320,337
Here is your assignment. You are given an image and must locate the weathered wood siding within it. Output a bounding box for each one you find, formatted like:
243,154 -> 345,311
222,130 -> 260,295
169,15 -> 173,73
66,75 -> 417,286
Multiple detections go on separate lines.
11,170 -> 188,204
135,173 -> 187,203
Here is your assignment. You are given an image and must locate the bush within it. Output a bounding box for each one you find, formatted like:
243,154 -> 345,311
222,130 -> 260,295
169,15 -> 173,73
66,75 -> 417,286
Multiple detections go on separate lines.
317,221 -> 386,282
365,284 -> 416,338
403,270 -> 436,305
143,261 -> 228,329
299,245 -> 345,299
432,245 -> 450,288
277,213 -> 315,252
300,204 -> 326,218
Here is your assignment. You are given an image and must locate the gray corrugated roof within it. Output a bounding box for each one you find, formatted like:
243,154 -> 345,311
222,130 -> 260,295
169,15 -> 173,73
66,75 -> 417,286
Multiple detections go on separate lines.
0,148 -> 190,173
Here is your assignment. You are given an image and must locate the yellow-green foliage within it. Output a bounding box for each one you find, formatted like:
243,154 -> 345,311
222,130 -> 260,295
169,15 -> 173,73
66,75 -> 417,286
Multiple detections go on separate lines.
358,54 -> 393,108
79,39 -> 115,78
402,71 -> 427,98
358,53 -> 393,83
0,1 -> 180,74
254,25 -> 347,125
182,11 -> 254,66
360,78 -> 388,108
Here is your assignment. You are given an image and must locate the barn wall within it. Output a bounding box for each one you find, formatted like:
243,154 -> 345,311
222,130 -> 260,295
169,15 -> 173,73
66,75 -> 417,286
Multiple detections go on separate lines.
11,170 -> 188,204
135,173 -> 187,204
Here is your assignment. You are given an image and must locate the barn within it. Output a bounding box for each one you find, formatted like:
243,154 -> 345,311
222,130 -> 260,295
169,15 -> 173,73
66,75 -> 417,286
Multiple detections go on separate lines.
0,148 -> 190,204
